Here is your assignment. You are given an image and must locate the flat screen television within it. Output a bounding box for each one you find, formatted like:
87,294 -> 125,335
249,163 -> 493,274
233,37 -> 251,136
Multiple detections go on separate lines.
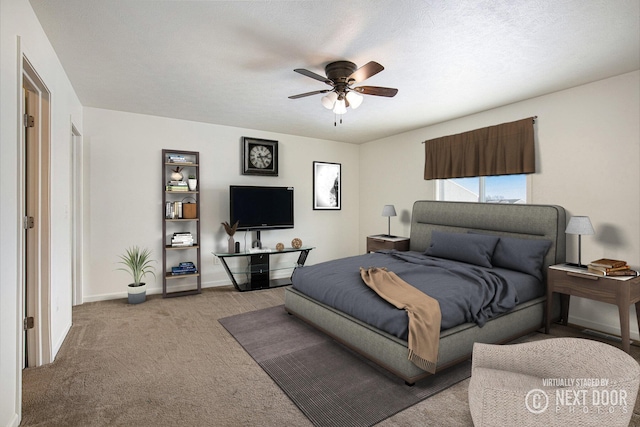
229,185 -> 294,230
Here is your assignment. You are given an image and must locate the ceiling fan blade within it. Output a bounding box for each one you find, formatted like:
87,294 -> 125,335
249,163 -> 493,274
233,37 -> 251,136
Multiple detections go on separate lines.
293,68 -> 332,85
288,89 -> 330,99
348,61 -> 384,83
353,86 -> 398,97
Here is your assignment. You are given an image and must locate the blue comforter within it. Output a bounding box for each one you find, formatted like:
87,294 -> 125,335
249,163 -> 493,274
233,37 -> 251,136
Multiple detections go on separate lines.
291,250 -> 522,340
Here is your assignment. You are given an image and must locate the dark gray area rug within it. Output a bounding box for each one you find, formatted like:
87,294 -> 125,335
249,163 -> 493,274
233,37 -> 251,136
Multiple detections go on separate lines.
219,305 -> 471,427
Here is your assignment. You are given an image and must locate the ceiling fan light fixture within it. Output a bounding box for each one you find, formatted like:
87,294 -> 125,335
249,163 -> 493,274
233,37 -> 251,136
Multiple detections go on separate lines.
333,98 -> 347,115
346,91 -> 363,109
321,92 -> 338,109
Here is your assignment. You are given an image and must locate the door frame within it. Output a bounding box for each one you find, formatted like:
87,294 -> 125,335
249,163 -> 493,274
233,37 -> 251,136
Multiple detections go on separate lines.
71,123 -> 84,306
20,54 -> 52,368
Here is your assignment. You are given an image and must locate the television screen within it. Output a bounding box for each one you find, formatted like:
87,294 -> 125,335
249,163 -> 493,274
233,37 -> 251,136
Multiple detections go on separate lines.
230,185 -> 294,230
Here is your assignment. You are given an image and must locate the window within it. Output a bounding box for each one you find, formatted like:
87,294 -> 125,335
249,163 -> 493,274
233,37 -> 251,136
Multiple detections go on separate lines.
437,174 -> 527,203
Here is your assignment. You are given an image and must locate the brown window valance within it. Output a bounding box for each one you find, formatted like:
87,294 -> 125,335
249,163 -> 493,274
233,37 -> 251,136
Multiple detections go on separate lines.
423,117 -> 536,180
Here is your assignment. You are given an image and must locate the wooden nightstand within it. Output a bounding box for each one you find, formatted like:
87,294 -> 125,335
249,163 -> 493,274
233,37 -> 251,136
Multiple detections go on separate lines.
545,264 -> 640,353
366,235 -> 410,253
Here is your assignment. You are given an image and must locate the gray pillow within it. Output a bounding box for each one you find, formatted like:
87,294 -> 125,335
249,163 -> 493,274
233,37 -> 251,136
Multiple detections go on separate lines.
425,230 -> 499,268
491,235 -> 551,281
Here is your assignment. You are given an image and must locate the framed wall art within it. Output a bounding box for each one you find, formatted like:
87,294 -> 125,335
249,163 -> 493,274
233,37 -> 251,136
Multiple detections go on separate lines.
242,137 -> 278,176
313,161 -> 341,210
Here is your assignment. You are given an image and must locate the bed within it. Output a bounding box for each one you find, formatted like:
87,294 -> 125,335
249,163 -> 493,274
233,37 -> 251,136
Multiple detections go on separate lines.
284,201 -> 566,384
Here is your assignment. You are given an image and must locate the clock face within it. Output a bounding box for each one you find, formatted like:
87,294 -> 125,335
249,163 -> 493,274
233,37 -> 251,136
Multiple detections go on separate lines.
242,137 -> 278,176
249,145 -> 273,169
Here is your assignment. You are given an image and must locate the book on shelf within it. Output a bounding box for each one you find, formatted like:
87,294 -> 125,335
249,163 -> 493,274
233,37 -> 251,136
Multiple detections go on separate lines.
171,270 -> 198,275
166,186 -> 189,191
589,258 -> 627,269
167,155 -> 192,163
171,263 -> 198,275
171,232 -> 194,247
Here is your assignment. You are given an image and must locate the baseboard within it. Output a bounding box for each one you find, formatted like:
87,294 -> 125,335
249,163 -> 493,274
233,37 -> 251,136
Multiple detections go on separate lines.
567,315 -> 640,341
82,279 -> 233,303
52,320 -> 73,361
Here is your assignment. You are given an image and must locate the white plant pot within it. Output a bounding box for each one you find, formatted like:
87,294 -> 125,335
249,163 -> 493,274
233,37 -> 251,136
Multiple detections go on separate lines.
127,283 -> 147,304
188,179 -> 197,191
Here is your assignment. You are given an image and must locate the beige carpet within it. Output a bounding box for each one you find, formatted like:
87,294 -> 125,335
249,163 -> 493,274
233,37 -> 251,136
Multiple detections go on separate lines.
21,286 -> 640,426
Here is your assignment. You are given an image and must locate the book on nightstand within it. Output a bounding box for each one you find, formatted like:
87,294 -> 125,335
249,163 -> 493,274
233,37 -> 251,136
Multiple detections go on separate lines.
589,258 -> 628,269
587,258 -> 638,277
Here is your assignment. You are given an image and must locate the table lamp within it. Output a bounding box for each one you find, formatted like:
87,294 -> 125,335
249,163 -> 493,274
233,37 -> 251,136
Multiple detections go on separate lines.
381,205 -> 397,237
565,216 -> 595,268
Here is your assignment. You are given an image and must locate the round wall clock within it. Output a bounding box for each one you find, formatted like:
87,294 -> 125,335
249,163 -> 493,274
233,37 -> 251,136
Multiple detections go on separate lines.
242,137 -> 278,176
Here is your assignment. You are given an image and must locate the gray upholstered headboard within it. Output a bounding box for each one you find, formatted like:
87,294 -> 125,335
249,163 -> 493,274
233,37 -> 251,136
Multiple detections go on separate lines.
409,201 -> 566,281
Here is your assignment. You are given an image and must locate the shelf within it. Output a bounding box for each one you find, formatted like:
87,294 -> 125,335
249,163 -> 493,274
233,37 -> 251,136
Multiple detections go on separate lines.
234,277 -> 293,292
164,162 -> 199,167
162,149 -> 201,298
165,272 -> 200,280
214,246 -> 314,258
222,262 -> 304,276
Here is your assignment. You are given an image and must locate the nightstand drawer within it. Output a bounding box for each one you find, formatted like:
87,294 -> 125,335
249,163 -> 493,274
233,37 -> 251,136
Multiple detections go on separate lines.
366,235 -> 410,253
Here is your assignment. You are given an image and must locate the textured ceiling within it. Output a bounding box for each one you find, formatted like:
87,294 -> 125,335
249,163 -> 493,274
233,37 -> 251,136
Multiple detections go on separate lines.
29,0 -> 640,144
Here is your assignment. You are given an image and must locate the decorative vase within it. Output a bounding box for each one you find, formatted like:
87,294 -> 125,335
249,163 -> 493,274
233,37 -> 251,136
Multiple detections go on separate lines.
127,283 -> 147,304
188,179 -> 197,191
171,171 -> 183,181
228,236 -> 235,253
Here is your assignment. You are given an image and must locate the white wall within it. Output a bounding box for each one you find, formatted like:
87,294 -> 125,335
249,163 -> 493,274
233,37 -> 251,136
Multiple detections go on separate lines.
0,0 -> 83,425
83,108 -> 360,300
360,70 -> 640,340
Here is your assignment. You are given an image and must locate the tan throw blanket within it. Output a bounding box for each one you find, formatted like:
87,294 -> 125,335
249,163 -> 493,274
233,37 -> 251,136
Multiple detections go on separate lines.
360,267 -> 442,373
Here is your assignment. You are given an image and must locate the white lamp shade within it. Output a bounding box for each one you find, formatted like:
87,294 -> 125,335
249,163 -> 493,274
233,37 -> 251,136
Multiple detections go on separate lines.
333,98 -> 347,114
381,205 -> 397,217
565,216 -> 595,235
346,91 -> 364,109
321,92 -> 338,109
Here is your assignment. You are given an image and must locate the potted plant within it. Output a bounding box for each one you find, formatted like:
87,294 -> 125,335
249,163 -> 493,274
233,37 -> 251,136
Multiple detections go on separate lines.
187,174 -> 197,191
117,246 -> 156,304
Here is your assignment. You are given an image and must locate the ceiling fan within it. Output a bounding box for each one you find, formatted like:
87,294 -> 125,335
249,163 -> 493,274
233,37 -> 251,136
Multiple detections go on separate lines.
288,60 -> 398,124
